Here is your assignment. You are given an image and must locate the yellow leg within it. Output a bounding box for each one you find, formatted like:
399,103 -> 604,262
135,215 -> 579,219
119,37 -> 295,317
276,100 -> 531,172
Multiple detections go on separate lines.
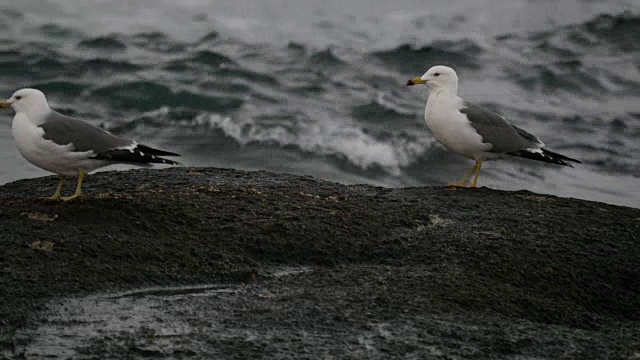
448,162 -> 478,187
470,160 -> 483,188
49,176 -> 66,200
449,160 -> 482,188
61,168 -> 85,201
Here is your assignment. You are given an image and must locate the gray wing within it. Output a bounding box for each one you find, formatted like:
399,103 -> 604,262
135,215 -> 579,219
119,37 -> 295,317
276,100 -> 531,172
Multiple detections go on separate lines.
459,103 -> 543,153
39,111 -> 133,154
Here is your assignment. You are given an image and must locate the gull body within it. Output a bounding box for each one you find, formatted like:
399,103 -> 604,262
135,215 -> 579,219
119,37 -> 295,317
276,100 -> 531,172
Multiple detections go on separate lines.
406,65 -> 580,187
424,87 -> 492,161
12,111 -> 108,177
1,88 -> 180,200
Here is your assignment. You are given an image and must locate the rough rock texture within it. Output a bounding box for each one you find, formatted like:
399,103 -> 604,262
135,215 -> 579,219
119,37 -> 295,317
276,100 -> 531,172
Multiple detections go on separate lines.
0,167 -> 638,359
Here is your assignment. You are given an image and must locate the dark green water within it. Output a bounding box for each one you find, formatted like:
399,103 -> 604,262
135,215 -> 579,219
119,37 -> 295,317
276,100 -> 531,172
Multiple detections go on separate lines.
0,0 -> 638,207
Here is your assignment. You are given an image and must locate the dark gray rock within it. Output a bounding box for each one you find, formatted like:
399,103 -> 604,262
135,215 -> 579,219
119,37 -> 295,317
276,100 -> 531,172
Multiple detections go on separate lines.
0,167 -> 638,359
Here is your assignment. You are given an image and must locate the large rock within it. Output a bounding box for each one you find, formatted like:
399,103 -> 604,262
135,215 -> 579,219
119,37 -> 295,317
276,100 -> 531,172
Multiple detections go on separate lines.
0,167 -> 638,358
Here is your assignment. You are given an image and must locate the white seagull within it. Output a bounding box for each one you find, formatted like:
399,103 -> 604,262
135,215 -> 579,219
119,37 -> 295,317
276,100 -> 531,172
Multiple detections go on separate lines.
0,88 -> 180,201
406,65 -> 580,188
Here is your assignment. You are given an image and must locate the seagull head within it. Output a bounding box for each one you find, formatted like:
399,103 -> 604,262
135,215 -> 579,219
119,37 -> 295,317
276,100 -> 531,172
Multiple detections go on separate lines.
406,65 -> 459,92
0,88 -> 51,116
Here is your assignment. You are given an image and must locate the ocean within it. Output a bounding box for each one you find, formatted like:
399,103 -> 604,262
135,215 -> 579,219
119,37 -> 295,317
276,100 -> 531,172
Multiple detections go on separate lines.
0,0 -> 638,208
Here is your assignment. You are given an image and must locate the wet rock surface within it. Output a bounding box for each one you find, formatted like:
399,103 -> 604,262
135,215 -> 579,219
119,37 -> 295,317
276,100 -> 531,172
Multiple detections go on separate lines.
0,167 -> 638,359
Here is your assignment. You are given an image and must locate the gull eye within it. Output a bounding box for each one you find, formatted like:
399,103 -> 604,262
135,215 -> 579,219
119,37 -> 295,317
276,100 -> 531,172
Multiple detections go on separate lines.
434,73 -> 440,77
15,96 -> 22,100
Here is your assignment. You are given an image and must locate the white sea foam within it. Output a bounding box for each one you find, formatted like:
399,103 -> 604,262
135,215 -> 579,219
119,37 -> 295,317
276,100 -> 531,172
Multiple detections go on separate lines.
194,112 -> 431,176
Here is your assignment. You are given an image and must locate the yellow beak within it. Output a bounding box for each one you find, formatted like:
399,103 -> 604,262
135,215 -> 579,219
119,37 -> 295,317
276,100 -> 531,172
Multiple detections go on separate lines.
405,77 -> 427,86
0,100 -> 10,109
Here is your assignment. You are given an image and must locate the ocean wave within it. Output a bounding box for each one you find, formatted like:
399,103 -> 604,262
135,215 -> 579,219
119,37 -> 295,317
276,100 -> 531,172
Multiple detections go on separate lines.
0,7 -> 23,29
130,32 -> 186,53
215,68 -> 279,86
580,13 -> 640,53
0,42 -> 70,79
194,31 -> 220,46
91,82 -> 244,112
308,48 -> 346,68
29,80 -> 86,98
77,32 -> 188,54
511,65 -> 606,95
198,81 -> 252,95
265,42 -> 348,80
164,51 -> 250,80
496,12 -> 640,95
185,111 -> 431,176
526,13 -> 640,54
565,142 -> 639,177
190,50 -> 236,67
75,58 -> 144,75
77,36 -> 127,51
556,111 -> 640,176
1,41 -> 145,81
351,92 -> 417,124
371,39 -> 483,73
38,23 -> 79,39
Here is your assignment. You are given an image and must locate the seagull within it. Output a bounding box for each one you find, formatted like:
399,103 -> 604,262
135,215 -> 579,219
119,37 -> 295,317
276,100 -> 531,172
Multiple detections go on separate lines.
0,88 -> 180,201
406,65 -> 580,188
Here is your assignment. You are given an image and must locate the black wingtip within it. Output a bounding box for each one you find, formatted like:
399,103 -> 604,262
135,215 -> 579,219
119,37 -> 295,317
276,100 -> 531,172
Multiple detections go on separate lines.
508,148 -> 581,167
158,158 -> 180,165
91,144 -> 181,165
541,148 -> 582,165
135,144 -> 181,157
